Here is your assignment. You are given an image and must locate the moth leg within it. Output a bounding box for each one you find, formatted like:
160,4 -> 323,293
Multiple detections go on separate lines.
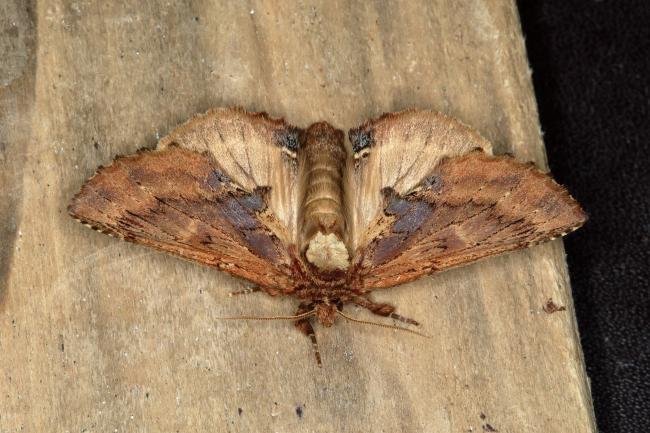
352,296 -> 420,326
294,303 -> 322,367
228,286 -> 261,297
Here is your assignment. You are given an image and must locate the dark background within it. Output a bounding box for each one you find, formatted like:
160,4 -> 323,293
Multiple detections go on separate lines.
517,1 -> 649,432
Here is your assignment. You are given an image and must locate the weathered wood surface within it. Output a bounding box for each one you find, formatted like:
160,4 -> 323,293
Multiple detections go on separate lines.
0,1 -> 597,432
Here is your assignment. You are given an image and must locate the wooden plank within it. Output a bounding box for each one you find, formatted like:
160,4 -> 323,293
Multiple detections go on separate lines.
0,1 -> 597,432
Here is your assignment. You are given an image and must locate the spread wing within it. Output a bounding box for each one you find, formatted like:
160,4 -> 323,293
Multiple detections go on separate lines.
348,111 -> 586,290
158,108 -> 302,243
346,109 -> 492,251
69,108 -> 302,292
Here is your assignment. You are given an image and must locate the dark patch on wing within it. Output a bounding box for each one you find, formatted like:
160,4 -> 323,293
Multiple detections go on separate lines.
383,188 -> 434,234
421,174 -> 444,193
274,126 -> 301,152
392,201 -> 433,233
369,188 -> 434,265
371,233 -> 408,265
241,230 -> 281,262
221,197 -> 260,230
349,127 -> 374,153
114,186 -> 283,265
218,193 -> 283,262
205,169 -> 231,190
383,188 -> 410,215
238,186 -> 270,211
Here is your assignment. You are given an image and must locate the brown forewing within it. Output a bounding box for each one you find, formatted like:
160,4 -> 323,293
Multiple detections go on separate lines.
353,150 -> 587,289
68,146 -> 297,292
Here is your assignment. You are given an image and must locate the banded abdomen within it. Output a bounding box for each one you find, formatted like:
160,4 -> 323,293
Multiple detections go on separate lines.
299,123 -> 349,271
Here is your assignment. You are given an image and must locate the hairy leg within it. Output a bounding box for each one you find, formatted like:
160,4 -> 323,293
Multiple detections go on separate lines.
228,286 -> 286,297
228,286 -> 261,297
294,303 -> 322,367
352,296 -> 420,326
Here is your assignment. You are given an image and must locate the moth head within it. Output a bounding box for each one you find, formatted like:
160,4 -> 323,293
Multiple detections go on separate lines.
315,302 -> 337,327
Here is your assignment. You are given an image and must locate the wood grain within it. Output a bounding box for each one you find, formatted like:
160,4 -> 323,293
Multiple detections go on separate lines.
0,1 -> 597,432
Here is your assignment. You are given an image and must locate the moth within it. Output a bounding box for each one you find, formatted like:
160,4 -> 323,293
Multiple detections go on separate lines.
69,108 -> 586,365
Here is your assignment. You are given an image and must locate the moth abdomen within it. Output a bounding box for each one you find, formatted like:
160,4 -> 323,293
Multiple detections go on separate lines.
299,122 -> 350,271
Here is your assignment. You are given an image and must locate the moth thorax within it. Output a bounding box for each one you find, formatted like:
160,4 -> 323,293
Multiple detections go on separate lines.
300,122 -> 350,271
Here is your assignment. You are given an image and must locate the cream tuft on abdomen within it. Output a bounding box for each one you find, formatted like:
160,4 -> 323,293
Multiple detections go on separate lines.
305,232 -> 349,271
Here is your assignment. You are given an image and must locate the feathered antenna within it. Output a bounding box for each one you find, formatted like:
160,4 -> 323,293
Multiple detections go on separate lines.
215,309 -> 316,321
336,310 -> 430,338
